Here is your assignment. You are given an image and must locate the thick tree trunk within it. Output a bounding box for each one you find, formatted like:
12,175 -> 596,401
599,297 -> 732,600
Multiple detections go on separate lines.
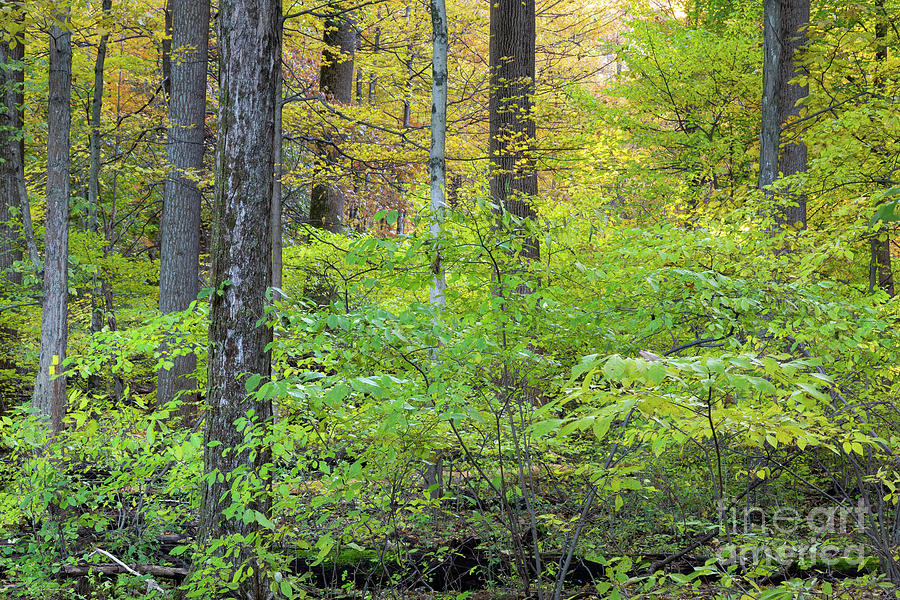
489,0 -> 538,261
775,0 -> 809,229
157,0 -> 209,410
33,16 -> 72,434
428,0 -> 448,310
308,10 -> 354,233
319,13 -> 354,104
760,0 -> 809,231
199,0 -> 280,597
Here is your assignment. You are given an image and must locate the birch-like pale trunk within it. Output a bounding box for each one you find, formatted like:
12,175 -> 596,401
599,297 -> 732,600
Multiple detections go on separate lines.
33,14 -> 72,434
428,0 -> 448,310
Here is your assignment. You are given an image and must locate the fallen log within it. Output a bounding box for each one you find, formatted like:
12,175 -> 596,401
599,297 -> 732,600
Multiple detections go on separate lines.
58,564 -> 188,579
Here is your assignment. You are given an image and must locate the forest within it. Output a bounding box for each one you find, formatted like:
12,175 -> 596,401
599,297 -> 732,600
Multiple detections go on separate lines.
0,0 -> 898,598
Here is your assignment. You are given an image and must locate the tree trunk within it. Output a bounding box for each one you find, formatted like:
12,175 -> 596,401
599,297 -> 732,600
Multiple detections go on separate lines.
272,61 -> 283,290
199,0 -> 280,597
0,0 -> 27,283
489,0 -> 538,261
428,0 -> 448,310
308,10 -> 354,233
157,0 -> 209,410
760,0 -> 809,231
869,229 -> 894,296
775,0 -> 809,229
868,0 -> 894,297
87,0 -> 113,394
0,63 -> 21,283
162,0 -> 172,98
758,0 -> 781,198
33,15 -> 72,435
11,12 -> 37,272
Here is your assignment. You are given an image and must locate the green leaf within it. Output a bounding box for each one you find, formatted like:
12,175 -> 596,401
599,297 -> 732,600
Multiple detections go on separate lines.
254,511 -> 275,530
757,588 -> 792,600
245,373 -> 263,393
530,418 -> 563,438
745,376 -> 777,395
592,415 -> 613,440
796,382 -> 828,401
647,362 -> 667,385
870,189 -> 900,225
603,355 -> 626,380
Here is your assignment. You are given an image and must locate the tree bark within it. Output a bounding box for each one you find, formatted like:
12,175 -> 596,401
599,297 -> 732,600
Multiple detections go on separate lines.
869,231 -> 894,296
489,0 -> 538,261
157,0 -> 209,410
775,0 -> 809,229
87,0 -> 113,394
162,0 -> 172,98
271,60 -> 283,290
758,0 -> 782,198
33,14 -> 72,435
308,10 -> 354,233
428,0 -> 448,310
0,35 -> 21,285
868,0 -> 894,296
199,0 -> 280,597
10,7 -> 37,272
0,0 -> 27,283
760,0 -> 809,231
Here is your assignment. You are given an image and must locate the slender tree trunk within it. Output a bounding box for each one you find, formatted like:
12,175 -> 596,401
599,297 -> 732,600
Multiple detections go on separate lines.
87,0 -> 113,394
869,0 -> 894,296
308,9 -> 353,232
0,0 -> 29,281
272,60 -> 283,290
0,1 -> 25,411
33,14 -> 72,434
489,0 -> 539,261
428,0 -> 447,310
0,55 -> 21,284
162,0 -> 172,98
199,1 -> 280,597
368,29 -> 379,104
758,0 -> 781,198
869,232 -> 894,296
12,41 -> 37,270
157,0 -> 209,410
